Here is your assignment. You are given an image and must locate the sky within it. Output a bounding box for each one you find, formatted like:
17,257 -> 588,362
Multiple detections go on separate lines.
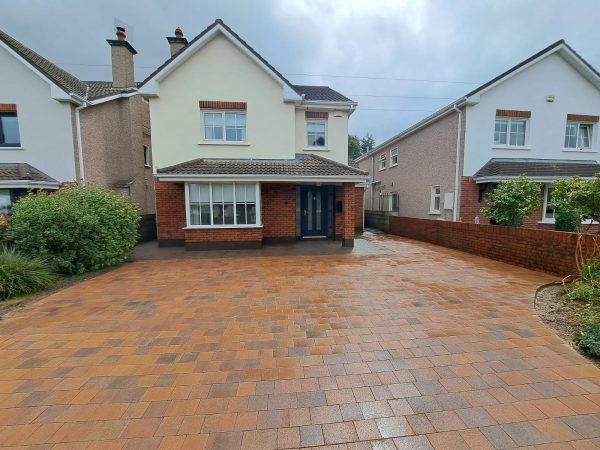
2,0 -> 599,145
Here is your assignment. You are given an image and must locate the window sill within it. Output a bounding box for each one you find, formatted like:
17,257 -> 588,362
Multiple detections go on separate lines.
378,168 -> 386,172
539,219 -> 555,224
0,146 -> 24,150
144,164 -> 151,168
390,163 -> 398,167
184,225 -> 263,230
303,147 -> 329,151
562,148 -> 598,153
492,145 -> 531,150
198,141 -> 250,146
428,211 -> 441,215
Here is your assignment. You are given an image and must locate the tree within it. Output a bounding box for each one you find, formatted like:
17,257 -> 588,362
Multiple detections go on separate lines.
482,176 -> 542,227
348,135 -> 362,161
551,174 -> 600,231
360,133 -> 376,154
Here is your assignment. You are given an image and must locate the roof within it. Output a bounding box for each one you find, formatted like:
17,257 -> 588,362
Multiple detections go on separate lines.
140,19 -> 354,104
157,153 -> 367,178
356,39 -> 600,163
473,158 -> 600,181
0,163 -> 59,183
0,29 -> 137,101
292,85 -> 353,102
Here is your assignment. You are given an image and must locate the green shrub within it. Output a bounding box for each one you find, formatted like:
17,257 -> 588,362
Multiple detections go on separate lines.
577,320 -> 600,357
11,185 -> 139,275
0,215 -> 9,242
0,248 -> 57,300
482,177 -> 542,227
554,209 -> 580,232
564,281 -> 600,303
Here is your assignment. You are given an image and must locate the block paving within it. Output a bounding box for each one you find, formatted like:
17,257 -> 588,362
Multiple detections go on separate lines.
0,232 -> 599,449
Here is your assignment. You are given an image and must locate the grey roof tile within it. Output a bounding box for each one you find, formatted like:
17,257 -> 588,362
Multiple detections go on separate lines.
157,153 -> 367,177
473,158 -> 600,180
0,163 -> 58,183
292,85 -> 354,102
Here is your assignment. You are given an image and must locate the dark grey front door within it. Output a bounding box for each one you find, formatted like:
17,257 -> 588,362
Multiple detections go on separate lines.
300,186 -> 327,237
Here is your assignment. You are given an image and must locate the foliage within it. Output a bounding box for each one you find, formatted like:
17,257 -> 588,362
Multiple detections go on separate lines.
554,209 -> 580,232
577,320 -> 600,357
482,177 -> 542,227
360,133 -> 376,154
564,281 -> 600,303
0,248 -> 57,300
11,185 -> 139,275
348,135 -> 362,161
0,215 -> 9,241
552,174 -> 600,227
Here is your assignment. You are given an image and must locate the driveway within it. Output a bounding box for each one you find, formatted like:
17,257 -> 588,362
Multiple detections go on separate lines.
0,232 -> 599,449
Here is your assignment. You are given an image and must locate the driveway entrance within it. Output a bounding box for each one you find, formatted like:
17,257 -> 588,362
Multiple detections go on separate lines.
0,232 -> 598,449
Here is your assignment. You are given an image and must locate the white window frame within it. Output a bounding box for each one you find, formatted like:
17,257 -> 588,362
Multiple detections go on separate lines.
185,182 -> 261,229
379,153 -> 387,171
563,122 -> 594,151
390,148 -> 398,166
306,120 -> 327,148
541,184 -> 555,223
493,117 -> 529,148
143,145 -> 150,167
202,110 -> 247,143
429,185 -> 441,214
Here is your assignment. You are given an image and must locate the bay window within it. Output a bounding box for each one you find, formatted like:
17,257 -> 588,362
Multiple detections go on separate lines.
187,182 -> 259,227
203,111 -> 246,142
564,122 -> 592,149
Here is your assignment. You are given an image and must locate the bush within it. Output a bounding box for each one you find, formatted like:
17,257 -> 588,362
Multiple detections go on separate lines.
0,248 -> 57,300
554,209 -> 580,232
11,185 -> 139,275
482,177 -> 542,227
564,281 -> 600,303
0,215 -> 9,242
577,320 -> 600,357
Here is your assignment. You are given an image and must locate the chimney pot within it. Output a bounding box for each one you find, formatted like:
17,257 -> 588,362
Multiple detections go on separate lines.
175,27 -> 183,38
116,26 -> 126,41
167,27 -> 188,57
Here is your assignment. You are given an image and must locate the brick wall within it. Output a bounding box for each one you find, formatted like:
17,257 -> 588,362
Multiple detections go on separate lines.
155,180 -> 186,245
389,216 -> 599,276
261,183 -> 296,241
185,227 -> 262,249
354,187 -> 364,232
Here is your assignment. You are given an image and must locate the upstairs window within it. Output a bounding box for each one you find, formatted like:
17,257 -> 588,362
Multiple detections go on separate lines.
390,148 -> 398,166
565,122 -> 592,149
0,106 -> 20,147
494,118 -> 526,146
203,111 -> 246,142
307,121 -> 326,147
379,153 -> 387,170
143,145 -> 150,167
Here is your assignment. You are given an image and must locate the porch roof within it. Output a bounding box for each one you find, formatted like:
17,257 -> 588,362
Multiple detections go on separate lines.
0,163 -> 60,189
156,154 -> 368,183
472,158 -> 600,183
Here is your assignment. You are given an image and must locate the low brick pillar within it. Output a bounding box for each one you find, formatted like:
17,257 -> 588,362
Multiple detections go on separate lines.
155,180 -> 186,246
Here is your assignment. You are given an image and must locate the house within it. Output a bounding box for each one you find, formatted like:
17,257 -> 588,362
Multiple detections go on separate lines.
356,40 -> 600,229
0,27 -> 155,236
140,19 -> 368,250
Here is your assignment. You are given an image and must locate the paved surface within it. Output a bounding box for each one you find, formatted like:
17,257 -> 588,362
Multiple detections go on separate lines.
0,231 -> 599,449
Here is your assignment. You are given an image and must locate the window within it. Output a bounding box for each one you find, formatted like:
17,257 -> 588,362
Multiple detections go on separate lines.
390,148 -> 398,166
494,118 -> 526,146
0,189 -> 11,215
0,112 -> 20,147
187,182 -> 258,227
379,153 -> 387,170
543,185 -> 555,221
203,111 -> 246,142
307,121 -> 326,147
143,145 -> 150,167
564,122 -> 593,149
430,186 -> 441,214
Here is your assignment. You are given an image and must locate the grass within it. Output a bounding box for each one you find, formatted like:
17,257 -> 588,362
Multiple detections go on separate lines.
0,248 -> 58,301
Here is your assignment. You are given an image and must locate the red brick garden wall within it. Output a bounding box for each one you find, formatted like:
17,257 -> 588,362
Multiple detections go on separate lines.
389,216 -> 598,276
354,187 -> 365,232
155,180 -> 186,245
261,183 -> 296,241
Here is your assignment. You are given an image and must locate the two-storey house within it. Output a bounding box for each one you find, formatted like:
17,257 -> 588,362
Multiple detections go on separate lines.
0,27 -> 155,237
357,40 -> 600,229
140,20 -> 367,249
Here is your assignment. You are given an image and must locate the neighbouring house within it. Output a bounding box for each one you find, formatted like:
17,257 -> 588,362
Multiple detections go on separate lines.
356,40 -> 600,229
0,27 -> 155,238
140,19 -> 368,250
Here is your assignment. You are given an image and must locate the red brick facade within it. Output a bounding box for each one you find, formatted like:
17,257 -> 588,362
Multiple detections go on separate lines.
389,216 -> 599,276
354,187 -> 365,233
155,180 -> 360,249
495,109 -> 531,118
199,101 -> 247,110
567,114 -> 599,123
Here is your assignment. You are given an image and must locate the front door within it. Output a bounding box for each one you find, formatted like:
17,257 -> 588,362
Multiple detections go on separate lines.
300,186 -> 327,238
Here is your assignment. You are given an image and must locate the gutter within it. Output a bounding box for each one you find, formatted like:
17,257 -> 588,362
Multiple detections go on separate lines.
452,104 -> 463,221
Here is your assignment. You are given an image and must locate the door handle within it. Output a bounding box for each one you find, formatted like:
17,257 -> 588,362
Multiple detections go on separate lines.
303,210 -> 307,217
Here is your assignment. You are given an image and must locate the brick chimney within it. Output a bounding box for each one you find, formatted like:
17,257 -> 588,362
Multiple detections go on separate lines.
107,26 -> 137,88
166,27 -> 188,57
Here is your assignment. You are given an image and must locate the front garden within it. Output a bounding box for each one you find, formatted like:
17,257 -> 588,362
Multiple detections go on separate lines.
0,185 -> 139,304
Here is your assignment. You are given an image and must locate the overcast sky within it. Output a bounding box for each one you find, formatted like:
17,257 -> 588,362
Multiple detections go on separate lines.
2,0 -> 599,144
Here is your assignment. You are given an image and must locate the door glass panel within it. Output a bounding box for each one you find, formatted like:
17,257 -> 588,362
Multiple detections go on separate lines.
315,191 -> 321,231
307,191 -> 313,231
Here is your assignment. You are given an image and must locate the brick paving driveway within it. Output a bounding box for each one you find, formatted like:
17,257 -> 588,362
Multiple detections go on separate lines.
0,232 -> 599,449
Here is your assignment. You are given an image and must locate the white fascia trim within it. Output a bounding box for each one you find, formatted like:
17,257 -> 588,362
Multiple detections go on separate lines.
0,181 -> 60,189
355,98 -> 468,163
157,174 -> 369,183
88,91 -> 139,106
299,100 -> 358,110
140,25 -> 302,102
473,175 -> 594,183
